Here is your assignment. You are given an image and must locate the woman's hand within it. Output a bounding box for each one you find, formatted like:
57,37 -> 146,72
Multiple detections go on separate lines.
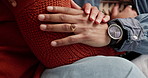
42,23 -> 110,47
38,6 -> 111,47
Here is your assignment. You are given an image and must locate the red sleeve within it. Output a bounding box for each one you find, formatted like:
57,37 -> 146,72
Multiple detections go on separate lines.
1,0 -> 125,69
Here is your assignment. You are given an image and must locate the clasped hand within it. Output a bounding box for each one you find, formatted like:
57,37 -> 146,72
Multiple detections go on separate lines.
38,2 -> 137,47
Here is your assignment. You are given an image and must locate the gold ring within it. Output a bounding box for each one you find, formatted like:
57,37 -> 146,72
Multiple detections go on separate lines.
70,24 -> 76,32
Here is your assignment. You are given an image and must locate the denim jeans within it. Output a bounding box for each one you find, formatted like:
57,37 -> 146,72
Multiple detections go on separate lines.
41,56 -> 146,78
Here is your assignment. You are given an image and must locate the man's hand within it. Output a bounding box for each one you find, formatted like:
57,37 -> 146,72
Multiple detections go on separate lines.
38,6 -> 111,47
111,4 -> 137,19
71,0 -> 110,24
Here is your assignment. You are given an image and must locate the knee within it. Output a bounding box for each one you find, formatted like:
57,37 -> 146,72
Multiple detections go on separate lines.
103,56 -> 136,70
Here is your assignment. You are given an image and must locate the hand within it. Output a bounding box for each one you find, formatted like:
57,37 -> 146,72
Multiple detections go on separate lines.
38,6 -> 111,47
41,23 -> 110,47
82,3 -> 110,24
71,1 -> 110,24
111,4 -> 138,19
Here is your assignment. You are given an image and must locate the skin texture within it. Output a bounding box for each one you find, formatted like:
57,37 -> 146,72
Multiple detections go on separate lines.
39,6 -> 110,47
111,4 -> 137,19
38,3 -> 137,47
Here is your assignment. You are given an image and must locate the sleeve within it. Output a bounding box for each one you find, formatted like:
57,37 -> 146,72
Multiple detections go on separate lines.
1,0 -> 73,68
2,0 -> 123,68
114,14 -> 148,54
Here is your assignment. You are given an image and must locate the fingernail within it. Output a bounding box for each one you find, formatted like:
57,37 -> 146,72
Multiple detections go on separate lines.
103,16 -> 110,22
103,18 -> 107,22
38,14 -> 45,21
40,24 -> 47,30
86,10 -> 90,14
96,19 -> 101,24
51,41 -> 57,46
47,6 -> 53,11
90,17 -> 95,21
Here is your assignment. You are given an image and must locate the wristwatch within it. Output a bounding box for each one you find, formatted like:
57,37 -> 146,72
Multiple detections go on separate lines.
107,20 -> 123,47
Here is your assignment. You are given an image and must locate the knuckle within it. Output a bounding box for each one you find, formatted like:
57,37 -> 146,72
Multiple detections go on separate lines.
82,27 -> 93,32
64,8 -> 70,13
92,7 -> 99,12
82,33 -> 90,39
99,11 -> 104,15
68,37 -> 76,43
59,14 -> 66,21
52,7 -> 57,12
78,18 -> 87,23
91,12 -> 96,15
97,12 -> 104,18
56,40 -> 64,46
47,15 -> 52,20
46,25 -> 53,30
92,9 -> 98,13
62,24 -> 70,31
126,8 -> 132,11
133,11 -> 138,16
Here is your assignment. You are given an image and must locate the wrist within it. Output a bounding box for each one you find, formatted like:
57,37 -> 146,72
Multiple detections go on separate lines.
100,23 -> 112,46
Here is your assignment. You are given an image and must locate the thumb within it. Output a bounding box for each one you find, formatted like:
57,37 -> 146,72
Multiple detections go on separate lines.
111,4 -> 119,17
71,0 -> 81,9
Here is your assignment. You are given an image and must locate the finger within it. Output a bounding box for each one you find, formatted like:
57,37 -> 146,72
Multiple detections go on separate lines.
38,14 -> 78,23
123,5 -> 132,12
51,34 -> 84,46
111,4 -> 119,17
40,24 -> 76,32
71,0 -> 81,9
83,3 -> 92,14
40,24 -> 90,34
132,10 -> 138,17
95,11 -> 104,24
102,15 -> 110,23
46,6 -> 83,15
89,7 -> 99,21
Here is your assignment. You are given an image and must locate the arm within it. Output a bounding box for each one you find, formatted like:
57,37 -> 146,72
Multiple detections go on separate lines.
40,4 -> 148,54
39,6 -> 111,47
115,14 -> 148,54
110,4 -> 148,54
2,0 -> 121,69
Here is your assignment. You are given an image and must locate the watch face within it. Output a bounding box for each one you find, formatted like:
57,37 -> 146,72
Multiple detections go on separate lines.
108,24 -> 123,39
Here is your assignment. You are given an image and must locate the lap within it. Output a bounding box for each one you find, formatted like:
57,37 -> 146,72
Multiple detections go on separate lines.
41,56 -> 146,78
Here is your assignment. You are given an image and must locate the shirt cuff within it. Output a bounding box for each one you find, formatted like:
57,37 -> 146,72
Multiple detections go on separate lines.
114,18 -> 144,53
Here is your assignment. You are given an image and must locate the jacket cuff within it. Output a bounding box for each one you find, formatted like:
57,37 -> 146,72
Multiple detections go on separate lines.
114,18 -> 144,52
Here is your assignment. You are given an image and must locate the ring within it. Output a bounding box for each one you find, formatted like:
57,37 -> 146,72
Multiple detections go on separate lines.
70,24 -> 76,32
